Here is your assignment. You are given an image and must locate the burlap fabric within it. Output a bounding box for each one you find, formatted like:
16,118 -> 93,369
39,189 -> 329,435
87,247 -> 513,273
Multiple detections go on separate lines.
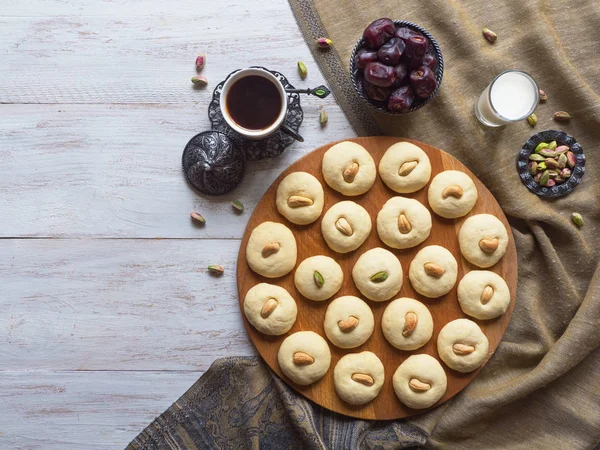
129,1 -> 600,448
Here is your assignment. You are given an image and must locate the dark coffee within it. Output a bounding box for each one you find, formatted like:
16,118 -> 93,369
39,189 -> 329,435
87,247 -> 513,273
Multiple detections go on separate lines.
226,75 -> 282,130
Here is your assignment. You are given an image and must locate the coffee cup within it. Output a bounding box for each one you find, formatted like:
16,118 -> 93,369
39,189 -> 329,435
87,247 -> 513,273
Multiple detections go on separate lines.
220,68 -> 290,140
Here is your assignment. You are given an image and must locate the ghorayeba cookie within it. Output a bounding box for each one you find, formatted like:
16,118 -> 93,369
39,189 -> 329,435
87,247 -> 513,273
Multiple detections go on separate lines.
324,296 -> 374,349
246,221 -> 297,278
457,270 -> 510,320
437,319 -> 489,373
427,170 -> 478,219
408,245 -> 458,298
244,283 -> 297,335
382,298 -> 433,351
294,255 -> 343,301
322,141 -> 376,196
276,171 -> 325,225
458,214 -> 509,268
376,196 -> 432,249
352,247 -> 403,302
321,201 -> 372,254
379,142 -> 432,194
334,351 -> 385,405
393,354 -> 447,409
278,331 -> 331,385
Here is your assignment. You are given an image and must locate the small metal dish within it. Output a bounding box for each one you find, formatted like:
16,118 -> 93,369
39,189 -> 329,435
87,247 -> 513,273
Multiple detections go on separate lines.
349,20 -> 444,115
517,129 -> 585,198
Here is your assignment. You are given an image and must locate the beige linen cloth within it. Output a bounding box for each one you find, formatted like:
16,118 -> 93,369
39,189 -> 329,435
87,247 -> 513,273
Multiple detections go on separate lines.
129,1 -> 600,449
289,0 -> 600,447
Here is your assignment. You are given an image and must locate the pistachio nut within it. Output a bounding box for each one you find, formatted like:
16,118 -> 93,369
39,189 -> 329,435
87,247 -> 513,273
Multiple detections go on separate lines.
207,264 -> 224,275
528,161 -> 538,175
536,161 -> 547,171
554,145 -> 570,155
529,153 -> 545,162
539,149 -> 556,158
572,212 -> 584,227
566,151 -> 576,168
191,75 -> 208,86
534,142 -> 549,153
560,168 -> 571,178
319,110 -> 328,127
539,170 -> 550,186
316,37 -> 333,48
190,211 -> 206,224
231,200 -> 244,212
482,27 -> 497,43
527,113 -> 537,127
539,89 -> 548,103
547,170 -> 559,179
297,61 -> 308,79
370,271 -> 389,283
548,140 -> 558,151
314,270 -> 324,288
195,54 -> 206,71
553,111 -> 572,122
545,179 -> 556,187
557,153 -> 567,169
534,172 -> 543,183
545,158 -> 559,170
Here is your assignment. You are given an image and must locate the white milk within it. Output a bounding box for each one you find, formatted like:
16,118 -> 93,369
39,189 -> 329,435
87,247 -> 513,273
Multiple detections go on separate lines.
475,71 -> 538,127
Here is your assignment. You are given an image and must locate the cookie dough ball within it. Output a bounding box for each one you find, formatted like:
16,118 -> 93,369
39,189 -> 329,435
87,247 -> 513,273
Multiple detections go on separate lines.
457,270 -> 511,320
409,245 -> 458,298
244,283 -> 297,335
246,221 -> 297,278
322,141 -> 376,196
278,331 -> 331,385
352,247 -> 403,302
382,298 -> 433,350
379,142 -> 432,194
324,296 -> 374,349
321,201 -> 372,253
393,354 -> 447,409
334,351 -> 385,405
458,214 -> 509,268
437,319 -> 489,373
376,196 -> 432,249
276,171 -> 325,225
427,170 -> 478,219
294,255 -> 343,301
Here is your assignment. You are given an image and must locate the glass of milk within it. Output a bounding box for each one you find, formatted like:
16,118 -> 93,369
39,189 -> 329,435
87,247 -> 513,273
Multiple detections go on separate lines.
475,70 -> 539,127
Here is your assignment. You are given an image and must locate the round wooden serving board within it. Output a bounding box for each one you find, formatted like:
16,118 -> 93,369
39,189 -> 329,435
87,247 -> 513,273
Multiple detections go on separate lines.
237,136 -> 517,420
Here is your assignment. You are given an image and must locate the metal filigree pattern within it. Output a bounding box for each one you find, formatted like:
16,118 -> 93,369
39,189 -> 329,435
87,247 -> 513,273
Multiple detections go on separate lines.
182,131 -> 246,196
208,67 -> 304,160
517,129 -> 585,198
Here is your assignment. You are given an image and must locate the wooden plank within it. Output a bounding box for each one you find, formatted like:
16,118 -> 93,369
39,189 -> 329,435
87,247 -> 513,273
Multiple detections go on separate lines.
0,104 -> 353,238
0,370 -> 201,450
0,8 -> 331,104
0,238 -> 256,371
237,137 -> 517,420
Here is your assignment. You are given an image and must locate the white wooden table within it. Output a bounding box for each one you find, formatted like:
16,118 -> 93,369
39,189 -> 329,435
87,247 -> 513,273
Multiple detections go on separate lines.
0,1 -> 354,447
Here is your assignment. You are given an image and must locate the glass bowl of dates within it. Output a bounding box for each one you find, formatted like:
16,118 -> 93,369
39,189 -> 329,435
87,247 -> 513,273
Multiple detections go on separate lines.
350,18 -> 444,114
517,130 -> 585,198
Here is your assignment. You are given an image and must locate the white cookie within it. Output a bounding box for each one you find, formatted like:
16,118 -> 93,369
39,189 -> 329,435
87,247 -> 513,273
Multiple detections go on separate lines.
382,297 -> 433,350
458,214 -> 509,268
276,171 -> 325,225
322,141 -> 376,196
277,331 -> 331,385
437,319 -> 489,373
408,245 -> 458,298
321,201 -> 372,254
246,221 -> 297,278
294,255 -> 343,301
457,270 -> 511,320
393,354 -> 447,409
243,283 -> 297,335
334,351 -> 385,405
379,142 -> 432,194
376,196 -> 432,249
351,247 -> 403,302
427,170 -> 478,219
324,296 -> 374,349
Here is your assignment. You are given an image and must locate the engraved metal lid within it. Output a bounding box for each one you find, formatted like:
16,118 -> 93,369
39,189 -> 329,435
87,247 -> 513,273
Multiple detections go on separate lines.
182,131 -> 246,196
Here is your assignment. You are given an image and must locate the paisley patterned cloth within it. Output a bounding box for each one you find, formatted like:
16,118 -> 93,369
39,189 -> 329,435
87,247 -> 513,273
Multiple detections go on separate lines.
127,357 -> 427,450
